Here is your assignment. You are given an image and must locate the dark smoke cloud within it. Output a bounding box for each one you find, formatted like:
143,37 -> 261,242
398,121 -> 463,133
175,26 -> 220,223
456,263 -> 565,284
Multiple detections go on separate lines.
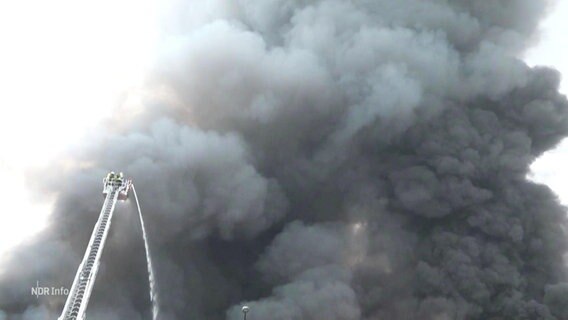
2,0 -> 568,319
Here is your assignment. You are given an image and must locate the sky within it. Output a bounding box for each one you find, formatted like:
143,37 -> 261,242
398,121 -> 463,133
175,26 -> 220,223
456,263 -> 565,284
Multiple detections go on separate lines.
0,0 -> 159,259
526,0 -> 568,204
0,0 -> 567,259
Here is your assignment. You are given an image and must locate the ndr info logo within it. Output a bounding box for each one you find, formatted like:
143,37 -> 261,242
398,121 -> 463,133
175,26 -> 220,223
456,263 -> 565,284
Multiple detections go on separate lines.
31,281 -> 69,298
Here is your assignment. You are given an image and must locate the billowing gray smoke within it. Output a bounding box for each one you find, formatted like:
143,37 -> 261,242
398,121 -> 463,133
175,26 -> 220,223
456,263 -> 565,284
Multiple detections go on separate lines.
2,0 -> 568,319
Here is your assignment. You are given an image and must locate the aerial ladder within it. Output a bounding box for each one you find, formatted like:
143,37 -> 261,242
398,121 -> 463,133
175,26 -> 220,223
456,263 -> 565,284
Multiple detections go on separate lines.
58,172 -> 132,320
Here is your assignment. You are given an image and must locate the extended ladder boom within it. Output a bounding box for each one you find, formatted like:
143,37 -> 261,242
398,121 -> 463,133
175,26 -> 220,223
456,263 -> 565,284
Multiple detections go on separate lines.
59,172 -> 131,320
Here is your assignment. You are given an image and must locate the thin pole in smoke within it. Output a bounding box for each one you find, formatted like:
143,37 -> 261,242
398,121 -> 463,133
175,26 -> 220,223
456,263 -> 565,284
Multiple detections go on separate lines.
242,305 -> 249,320
132,185 -> 160,320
